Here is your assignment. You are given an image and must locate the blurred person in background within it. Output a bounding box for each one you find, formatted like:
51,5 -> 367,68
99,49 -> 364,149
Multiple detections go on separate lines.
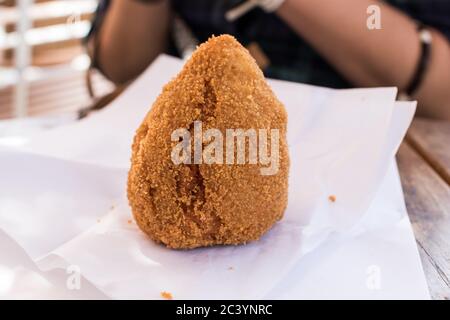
86,0 -> 450,120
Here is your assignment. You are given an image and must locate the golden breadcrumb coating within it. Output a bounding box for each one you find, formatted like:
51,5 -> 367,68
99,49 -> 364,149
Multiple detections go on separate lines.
127,35 -> 289,249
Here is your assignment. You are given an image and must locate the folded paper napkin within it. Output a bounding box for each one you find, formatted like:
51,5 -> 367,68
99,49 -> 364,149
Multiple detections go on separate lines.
0,55 -> 417,299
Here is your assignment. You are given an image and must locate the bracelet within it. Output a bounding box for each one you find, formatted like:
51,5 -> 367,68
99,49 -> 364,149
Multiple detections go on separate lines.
133,0 -> 165,4
404,23 -> 432,97
258,0 -> 286,12
225,0 -> 285,22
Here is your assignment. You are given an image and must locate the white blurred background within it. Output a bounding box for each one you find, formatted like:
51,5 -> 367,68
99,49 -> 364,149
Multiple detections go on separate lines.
0,0 -> 114,120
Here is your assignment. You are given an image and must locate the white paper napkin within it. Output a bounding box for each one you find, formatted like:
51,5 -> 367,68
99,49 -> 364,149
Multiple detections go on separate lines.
0,55 -> 419,299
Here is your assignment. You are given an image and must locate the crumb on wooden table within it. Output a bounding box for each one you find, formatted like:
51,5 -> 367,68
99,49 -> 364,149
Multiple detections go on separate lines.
328,195 -> 336,202
161,291 -> 173,300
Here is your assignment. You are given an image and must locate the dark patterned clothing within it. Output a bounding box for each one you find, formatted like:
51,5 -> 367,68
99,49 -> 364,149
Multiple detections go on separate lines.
87,0 -> 450,88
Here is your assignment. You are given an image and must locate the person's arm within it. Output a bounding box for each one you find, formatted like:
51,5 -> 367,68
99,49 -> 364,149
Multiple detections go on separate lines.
276,0 -> 450,119
90,0 -> 170,84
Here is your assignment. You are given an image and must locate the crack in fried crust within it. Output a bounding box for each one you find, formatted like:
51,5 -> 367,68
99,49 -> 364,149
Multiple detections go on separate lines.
127,35 -> 290,249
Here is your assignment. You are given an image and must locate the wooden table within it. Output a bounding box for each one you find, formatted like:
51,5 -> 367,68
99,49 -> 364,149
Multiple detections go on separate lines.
397,118 -> 450,300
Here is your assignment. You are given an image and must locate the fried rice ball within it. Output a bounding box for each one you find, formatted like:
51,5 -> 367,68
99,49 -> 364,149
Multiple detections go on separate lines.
127,35 -> 289,249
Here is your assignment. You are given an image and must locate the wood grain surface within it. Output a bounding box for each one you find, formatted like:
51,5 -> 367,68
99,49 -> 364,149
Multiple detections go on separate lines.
407,118 -> 450,186
397,142 -> 450,300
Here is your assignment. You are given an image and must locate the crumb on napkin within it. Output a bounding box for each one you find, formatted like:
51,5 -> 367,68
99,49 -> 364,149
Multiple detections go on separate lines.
161,291 -> 173,300
328,195 -> 336,202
